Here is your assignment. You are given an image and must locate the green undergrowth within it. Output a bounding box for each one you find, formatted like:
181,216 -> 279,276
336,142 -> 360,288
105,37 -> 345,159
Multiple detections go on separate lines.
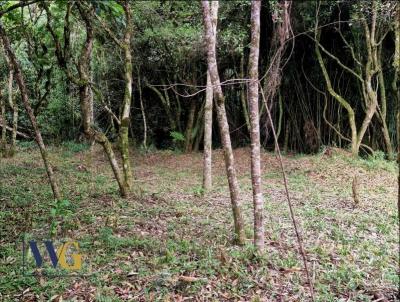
0,144 -> 397,301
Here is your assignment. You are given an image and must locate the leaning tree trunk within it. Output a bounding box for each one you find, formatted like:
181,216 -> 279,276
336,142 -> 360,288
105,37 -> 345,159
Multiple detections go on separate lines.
202,1 -> 218,192
248,0 -> 264,253
201,0 -> 246,244
315,31 -> 358,156
76,3 -> 128,197
0,22 -> 61,200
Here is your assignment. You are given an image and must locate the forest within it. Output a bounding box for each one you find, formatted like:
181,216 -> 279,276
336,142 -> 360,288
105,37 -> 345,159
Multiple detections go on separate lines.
0,0 -> 398,301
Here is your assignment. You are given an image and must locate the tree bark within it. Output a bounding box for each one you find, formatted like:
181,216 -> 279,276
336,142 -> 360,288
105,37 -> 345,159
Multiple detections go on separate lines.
0,85 -> 5,155
0,22 -> 61,200
203,71 -> 213,191
240,54 -> 251,135
119,1 -> 134,191
202,1 -> 218,192
184,99 -> 196,153
201,0 -> 246,244
376,62 -> 393,159
137,68 -> 147,150
356,8 -> 379,154
248,0 -> 264,253
7,62 -> 18,156
392,5 -> 400,162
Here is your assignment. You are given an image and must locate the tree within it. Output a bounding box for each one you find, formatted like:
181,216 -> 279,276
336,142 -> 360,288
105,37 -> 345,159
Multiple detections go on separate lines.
202,1 -> 218,192
0,21 -> 61,200
248,0 -> 264,252
314,0 -> 397,157
44,1 -> 129,197
201,0 -> 246,244
0,72 -> 5,155
262,0 -> 292,146
93,0 -> 135,192
4,55 -> 17,156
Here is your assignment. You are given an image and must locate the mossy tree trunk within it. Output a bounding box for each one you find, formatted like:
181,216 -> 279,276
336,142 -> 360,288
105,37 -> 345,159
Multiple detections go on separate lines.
119,1 -> 134,191
45,2 -> 128,197
92,0 -> 135,193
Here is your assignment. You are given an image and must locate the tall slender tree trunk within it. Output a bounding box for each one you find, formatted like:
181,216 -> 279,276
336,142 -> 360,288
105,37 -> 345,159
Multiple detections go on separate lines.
203,71 -> 213,191
357,8 -> 379,154
248,0 -> 264,253
137,69 -> 147,150
120,41 -> 133,190
202,0 -> 246,244
7,64 -> 17,156
202,1 -> 218,192
375,45 -> 393,159
392,5 -> 400,161
0,86 -> 5,156
185,99 -> 196,153
115,0 -> 134,191
240,55 -> 251,135
0,22 -> 61,200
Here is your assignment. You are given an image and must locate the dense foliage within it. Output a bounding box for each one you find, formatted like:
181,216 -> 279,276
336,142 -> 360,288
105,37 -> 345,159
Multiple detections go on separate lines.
0,0 -> 398,157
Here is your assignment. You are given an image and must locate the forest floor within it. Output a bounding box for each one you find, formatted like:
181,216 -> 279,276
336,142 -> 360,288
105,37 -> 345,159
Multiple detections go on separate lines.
0,142 -> 398,302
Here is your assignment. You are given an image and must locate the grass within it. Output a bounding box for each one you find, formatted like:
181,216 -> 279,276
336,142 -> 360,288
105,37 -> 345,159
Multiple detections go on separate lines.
0,143 -> 398,301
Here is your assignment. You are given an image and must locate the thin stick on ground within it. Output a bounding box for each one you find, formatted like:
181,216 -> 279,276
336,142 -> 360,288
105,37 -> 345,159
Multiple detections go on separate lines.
260,84 -> 315,301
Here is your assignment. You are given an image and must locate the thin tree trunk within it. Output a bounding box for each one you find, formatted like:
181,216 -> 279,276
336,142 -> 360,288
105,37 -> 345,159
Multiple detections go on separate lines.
75,3 -> 128,197
184,99 -> 196,153
147,83 -> 177,131
356,9 -> 379,153
202,0 -> 246,244
276,90 -> 283,149
0,23 -> 61,200
193,112 -> 204,152
0,86 -> 5,156
203,71 -> 213,191
137,69 -> 147,150
261,1 -> 291,143
248,0 -> 264,253
7,64 -> 18,156
377,64 -> 393,159
315,31 -> 358,155
202,1 -> 218,192
392,5 -> 399,161
240,55 -> 251,134
120,23 -> 133,190
283,122 -> 290,153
